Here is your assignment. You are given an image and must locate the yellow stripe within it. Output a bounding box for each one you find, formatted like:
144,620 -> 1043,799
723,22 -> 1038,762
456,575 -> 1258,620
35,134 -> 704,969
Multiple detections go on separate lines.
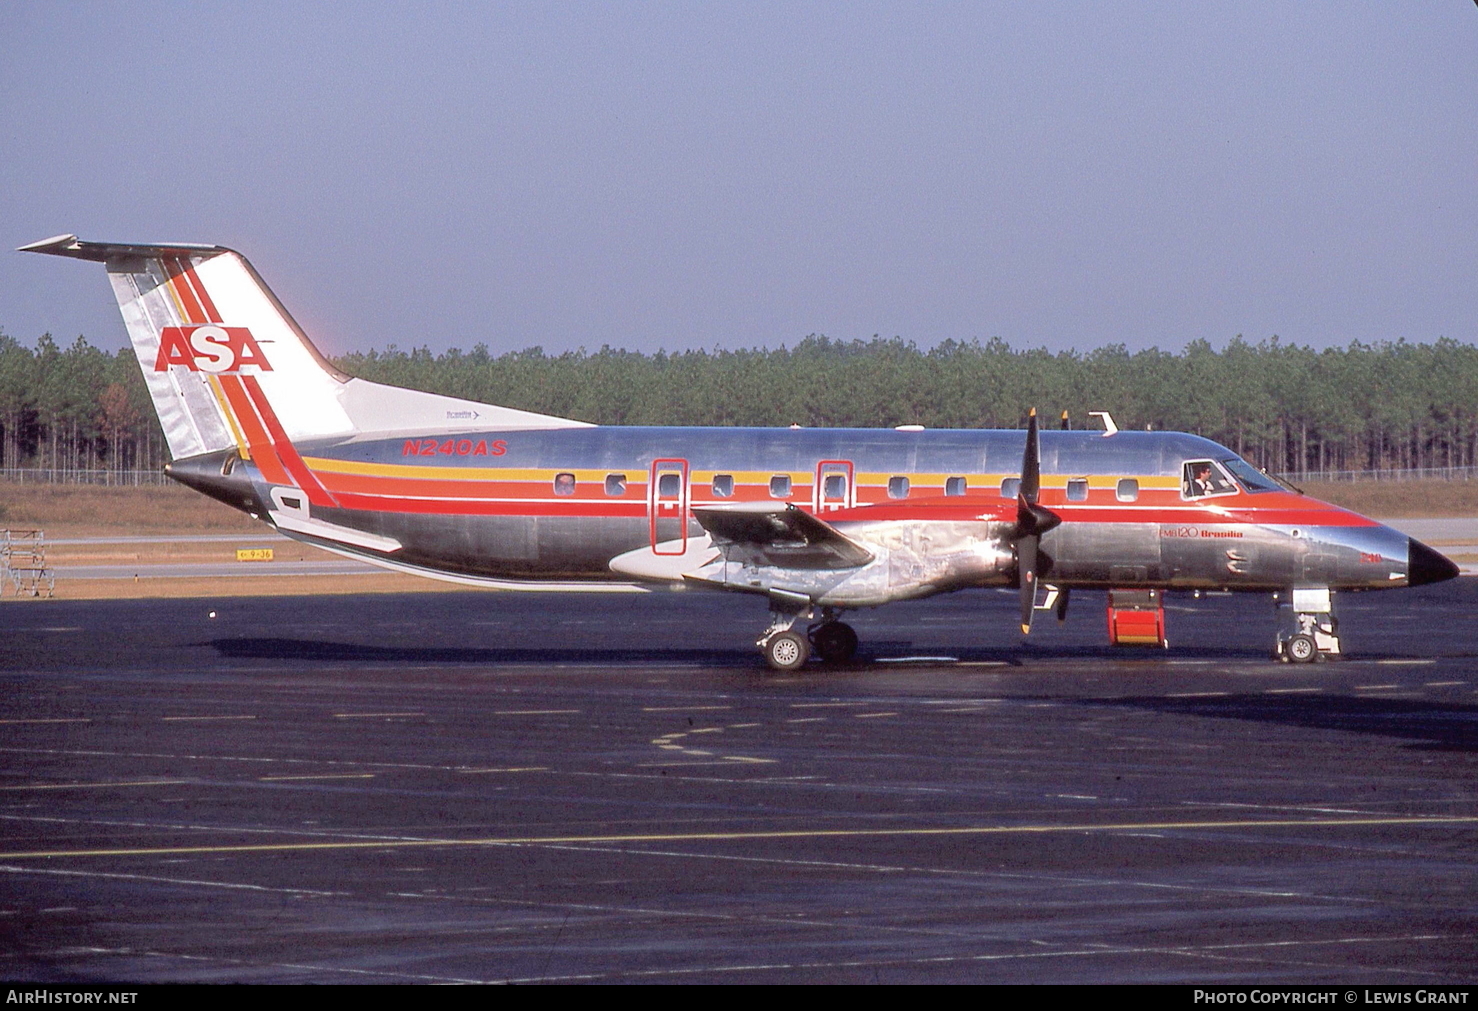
207,375 -> 252,460
0,814 -> 1472,861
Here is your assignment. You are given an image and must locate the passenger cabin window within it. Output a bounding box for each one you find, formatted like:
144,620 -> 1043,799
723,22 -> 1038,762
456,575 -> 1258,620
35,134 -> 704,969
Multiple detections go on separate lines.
712,474 -> 734,498
1116,478 -> 1139,502
769,475 -> 792,498
1065,478 -> 1089,502
604,474 -> 627,496
658,473 -> 682,497
945,476 -> 966,496
554,473 -> 576,496
888,476 -> 910,499
823,473 -> 847,499
1182,460 -> 1237,499
1000,477 -> 1021,500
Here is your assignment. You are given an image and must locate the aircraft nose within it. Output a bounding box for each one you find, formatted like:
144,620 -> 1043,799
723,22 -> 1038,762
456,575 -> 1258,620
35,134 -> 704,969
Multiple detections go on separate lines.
1409,538 -> 1460,586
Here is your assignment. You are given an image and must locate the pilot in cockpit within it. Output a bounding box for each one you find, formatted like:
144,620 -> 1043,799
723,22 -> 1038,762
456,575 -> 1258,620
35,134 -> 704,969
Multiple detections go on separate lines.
1184,460 -> 1233,498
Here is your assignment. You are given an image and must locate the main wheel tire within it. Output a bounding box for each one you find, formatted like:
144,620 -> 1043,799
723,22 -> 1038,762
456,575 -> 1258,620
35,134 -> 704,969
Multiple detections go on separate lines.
811,622 -> 859,663
1286,633 -> 1318,663
764,631 -> 810,671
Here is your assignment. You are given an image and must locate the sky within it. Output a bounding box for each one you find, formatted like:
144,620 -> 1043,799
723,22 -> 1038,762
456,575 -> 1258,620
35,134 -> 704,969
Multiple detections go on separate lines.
2,2 -> 1475,358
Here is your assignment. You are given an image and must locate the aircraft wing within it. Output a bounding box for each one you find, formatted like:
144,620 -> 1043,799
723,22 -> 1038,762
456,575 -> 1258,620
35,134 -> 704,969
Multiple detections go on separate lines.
692,503 -> 875,569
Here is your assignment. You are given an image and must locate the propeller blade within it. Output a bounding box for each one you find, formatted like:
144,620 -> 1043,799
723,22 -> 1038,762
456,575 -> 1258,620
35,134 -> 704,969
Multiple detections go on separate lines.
1018,534 -> 1037,634
1055,586 -> 1070,623
1021,408 -> 1041,505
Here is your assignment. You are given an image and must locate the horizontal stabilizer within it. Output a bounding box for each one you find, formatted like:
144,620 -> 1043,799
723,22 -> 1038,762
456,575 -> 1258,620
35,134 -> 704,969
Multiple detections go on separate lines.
693,503 -> 874,569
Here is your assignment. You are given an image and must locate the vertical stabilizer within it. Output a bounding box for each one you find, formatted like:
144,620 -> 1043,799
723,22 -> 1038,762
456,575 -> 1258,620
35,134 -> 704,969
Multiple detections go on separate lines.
19,234 -> 588,467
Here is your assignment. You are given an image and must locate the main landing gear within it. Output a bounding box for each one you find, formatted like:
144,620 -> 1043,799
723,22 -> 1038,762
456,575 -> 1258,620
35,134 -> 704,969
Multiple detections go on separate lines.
1275,587 -> 1342,663
756,605 -> 857,671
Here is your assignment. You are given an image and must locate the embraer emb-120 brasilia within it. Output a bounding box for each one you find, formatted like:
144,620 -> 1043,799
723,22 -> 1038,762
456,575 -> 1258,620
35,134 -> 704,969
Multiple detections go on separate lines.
23,234 -> 1459,669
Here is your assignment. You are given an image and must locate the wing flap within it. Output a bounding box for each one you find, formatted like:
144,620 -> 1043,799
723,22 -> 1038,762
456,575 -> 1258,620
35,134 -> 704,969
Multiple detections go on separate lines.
693,503 -> 874,569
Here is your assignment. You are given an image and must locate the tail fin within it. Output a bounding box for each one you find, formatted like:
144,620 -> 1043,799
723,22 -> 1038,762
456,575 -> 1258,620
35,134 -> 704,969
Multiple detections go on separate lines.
20,234 -> 587,469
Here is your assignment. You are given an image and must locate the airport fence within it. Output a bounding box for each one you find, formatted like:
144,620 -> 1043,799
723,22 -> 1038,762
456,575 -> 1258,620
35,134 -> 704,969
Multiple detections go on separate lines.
1282,466 -> 1478,483
0,468 -> 173,486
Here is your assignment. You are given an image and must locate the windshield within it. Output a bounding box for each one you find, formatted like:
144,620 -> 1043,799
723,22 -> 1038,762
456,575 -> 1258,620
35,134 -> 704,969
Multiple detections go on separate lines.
1221,457 -> 1281,494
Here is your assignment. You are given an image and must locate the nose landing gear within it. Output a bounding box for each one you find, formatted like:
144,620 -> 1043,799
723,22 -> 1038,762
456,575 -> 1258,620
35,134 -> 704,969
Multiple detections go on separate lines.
1276,587 -> 1342,663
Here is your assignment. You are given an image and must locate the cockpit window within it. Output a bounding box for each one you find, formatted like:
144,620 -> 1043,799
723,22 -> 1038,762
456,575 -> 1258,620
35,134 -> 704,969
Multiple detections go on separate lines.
1182,460 -> 1237,499
1220,458 -> 1281,494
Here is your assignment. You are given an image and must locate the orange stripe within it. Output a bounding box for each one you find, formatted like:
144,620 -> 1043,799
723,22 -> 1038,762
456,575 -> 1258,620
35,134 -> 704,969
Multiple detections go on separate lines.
218,377 -> 293,486
241,376 -> 336,508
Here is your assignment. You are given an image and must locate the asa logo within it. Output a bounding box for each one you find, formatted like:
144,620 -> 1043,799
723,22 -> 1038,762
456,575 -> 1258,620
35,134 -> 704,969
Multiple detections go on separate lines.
154,325 -> 273,373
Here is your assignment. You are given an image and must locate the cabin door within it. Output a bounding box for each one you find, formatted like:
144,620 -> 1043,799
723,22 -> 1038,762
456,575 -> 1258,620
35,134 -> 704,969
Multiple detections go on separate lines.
815,460 -> 855,514
649,458 -> 690,554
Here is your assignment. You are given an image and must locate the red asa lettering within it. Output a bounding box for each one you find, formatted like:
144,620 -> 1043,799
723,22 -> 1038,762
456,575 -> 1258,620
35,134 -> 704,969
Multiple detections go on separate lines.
438,439 -> 455,455
491,440 -> 507,456
473,440 -> 488,456
403,440 -> 419,456
456,439 -> 473,455
153,326 -> 274,373
419,440 -> 436,456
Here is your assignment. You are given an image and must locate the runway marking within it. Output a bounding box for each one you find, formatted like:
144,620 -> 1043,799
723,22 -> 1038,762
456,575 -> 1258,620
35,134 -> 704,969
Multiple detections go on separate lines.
786,718 -> 826,724
0,864 -> 349,898
458,767 -> 549,774
854,712 -> 897,719
1265,688 -> 1321,694
1425,681 -> 1466,686
726,723 -> 762,728
876,656 -> 959,664
162,715 -> 258,722
259,774 -> 375,782
936,707 -> 989,713
689,728 -> 724,734
790,702 -> 866,709
493,709 -> 581,715
332,712 -> 425,719
1376,659 -> 1435,665
1166,692 -> 1229,698
721,756 -> 778,764
0,780 -> 189,792
1354,685 -> 1400,691
643,706 -> 732,712
0,719 -> 90,725
955,661 -> 1009,667
4,814 -> 1476,861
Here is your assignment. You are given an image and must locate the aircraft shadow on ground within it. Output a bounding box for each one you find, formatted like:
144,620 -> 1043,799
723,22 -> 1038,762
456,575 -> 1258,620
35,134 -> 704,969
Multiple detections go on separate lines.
208,637 -> 761,667
1087,694 -> 1478,752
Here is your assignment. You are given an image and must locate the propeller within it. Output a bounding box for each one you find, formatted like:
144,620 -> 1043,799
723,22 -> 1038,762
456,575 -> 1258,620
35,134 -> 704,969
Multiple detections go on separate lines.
1014,409 -> 1062,634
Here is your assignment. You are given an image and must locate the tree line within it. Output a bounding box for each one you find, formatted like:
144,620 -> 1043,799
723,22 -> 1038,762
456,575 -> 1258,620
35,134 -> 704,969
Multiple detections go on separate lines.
5,329 -> 1478,477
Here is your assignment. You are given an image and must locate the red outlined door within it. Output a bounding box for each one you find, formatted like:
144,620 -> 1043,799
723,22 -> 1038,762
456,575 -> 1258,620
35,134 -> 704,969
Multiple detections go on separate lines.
815,460 -> 854,514
649,458 -> 689,554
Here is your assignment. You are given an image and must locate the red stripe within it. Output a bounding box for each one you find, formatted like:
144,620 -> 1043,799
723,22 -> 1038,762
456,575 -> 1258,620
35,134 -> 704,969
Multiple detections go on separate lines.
240,376 -> 337,508
332,492 -> 648,517
165,256 -> 208,324
180,262 -> 220,322
217,376 -> 293,486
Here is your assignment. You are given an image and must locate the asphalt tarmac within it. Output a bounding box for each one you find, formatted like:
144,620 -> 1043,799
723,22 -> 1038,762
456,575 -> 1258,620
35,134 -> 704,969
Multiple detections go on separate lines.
1,581 -> 1476,984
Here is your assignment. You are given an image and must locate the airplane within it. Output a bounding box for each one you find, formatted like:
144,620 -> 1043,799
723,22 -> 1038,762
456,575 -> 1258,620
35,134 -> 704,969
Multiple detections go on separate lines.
22,234 -> 1460,670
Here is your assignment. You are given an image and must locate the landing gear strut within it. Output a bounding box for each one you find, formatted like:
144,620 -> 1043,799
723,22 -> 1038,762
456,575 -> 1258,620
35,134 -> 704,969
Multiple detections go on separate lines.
1276,587 -> 1342,663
